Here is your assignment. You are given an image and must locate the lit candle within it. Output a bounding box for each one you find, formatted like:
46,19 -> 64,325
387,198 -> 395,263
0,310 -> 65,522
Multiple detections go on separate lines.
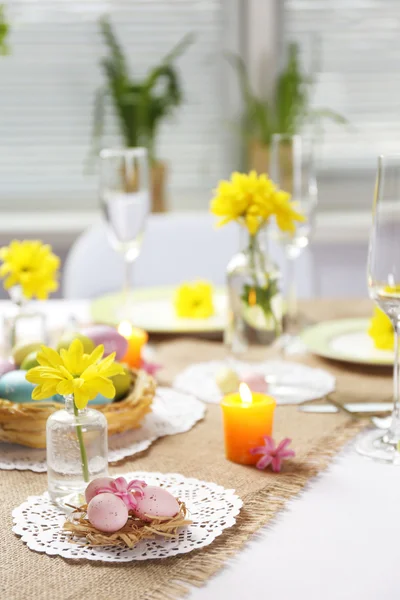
221,383 -> 276,465
117,320 -> 148,368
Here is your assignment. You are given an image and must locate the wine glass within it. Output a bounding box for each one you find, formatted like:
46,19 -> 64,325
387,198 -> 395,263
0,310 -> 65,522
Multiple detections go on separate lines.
99,148 -> 150,317
357,154 -> 400,463
269,134 -> 318,334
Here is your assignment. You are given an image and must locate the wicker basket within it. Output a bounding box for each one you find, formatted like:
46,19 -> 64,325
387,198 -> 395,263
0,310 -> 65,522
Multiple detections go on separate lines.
0,369 -> 156,449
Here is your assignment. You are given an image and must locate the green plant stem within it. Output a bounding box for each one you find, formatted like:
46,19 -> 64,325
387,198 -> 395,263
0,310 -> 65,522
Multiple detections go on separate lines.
73,401 -> 90,483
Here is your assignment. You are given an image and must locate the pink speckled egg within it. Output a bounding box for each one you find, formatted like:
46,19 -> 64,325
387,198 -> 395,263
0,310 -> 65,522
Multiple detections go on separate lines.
81,325 -> 128,361
0,358 -> 15,378
133,486 -> 180,522
87,493 -> 128,533
241,373 -> 269,394
85,477 -> 115,504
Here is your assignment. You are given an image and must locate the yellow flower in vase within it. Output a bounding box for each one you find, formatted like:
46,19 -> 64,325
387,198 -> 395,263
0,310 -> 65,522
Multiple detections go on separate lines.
368,307 -> 394,351
26,339 -> 125,409
0,240 -> 60,300
174,281 -> 215,319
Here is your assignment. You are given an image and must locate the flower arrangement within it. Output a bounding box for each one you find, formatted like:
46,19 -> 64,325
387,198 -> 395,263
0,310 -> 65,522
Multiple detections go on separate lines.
26,339 -> 124,481
174,281 -> 215,319
210,171 -> 304,335
0,240 -> 60,300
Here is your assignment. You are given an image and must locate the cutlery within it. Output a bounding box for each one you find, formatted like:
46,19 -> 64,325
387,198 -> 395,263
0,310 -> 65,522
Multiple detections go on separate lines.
299,402 -> 393,415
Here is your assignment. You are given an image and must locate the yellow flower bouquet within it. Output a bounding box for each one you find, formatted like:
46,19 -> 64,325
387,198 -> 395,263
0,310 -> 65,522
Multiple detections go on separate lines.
210,171 -> 304,346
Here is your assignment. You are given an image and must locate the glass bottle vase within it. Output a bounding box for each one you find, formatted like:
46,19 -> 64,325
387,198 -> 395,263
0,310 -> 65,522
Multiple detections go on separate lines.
3,285 -> 48,353
46,395 -> 108,510
225,234 -> 283,354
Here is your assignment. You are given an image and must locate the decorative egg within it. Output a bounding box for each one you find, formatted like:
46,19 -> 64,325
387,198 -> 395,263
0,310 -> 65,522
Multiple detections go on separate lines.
85,477 -> 115,504
215,367 -> 240,395
12,341 -> 43,367
82,325 -> 128,361
20,351 -> 39,371
87,492 -> 128,533
111,365 -> 131,401
133,486 -> 180,522
0,370 -> 36,403
240,373 -> 269,394
56,332 -> 95,354
88,394 -> 113,406
0,357 -> 15,377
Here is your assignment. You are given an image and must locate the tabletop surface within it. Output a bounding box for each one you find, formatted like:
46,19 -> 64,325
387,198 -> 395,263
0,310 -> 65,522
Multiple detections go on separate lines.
1,298 -> 397,600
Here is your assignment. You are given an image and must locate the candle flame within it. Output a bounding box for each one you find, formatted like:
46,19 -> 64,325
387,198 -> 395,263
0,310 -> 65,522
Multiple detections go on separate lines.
239,382 -> 253,405
118,320 -> 133,338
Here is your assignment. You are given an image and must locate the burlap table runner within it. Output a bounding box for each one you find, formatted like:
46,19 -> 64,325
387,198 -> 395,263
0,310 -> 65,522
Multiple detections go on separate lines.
0,300 -> 391,600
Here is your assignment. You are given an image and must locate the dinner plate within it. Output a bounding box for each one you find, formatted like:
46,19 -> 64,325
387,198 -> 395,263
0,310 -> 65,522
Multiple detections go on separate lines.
300,318 -> 393,366
91,286 -> 227,333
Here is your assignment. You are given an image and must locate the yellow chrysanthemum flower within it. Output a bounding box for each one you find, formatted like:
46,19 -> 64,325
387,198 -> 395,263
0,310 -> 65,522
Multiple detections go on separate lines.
368,306 -> 394,351
0,240 -> 60,300
210,170 -> 305,235
174,281 -> 215,319
26,339 -> 125,409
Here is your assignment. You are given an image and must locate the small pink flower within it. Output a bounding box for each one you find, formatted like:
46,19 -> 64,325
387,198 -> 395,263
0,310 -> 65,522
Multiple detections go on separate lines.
250,436 -> 295,472
96,477 -> 147,510
140,359 -> 163,376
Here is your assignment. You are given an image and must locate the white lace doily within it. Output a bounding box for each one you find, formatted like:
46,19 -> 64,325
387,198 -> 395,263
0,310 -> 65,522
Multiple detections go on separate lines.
0,388 -> 205,472
12,471 -> 243,562
174,360 -> 335,405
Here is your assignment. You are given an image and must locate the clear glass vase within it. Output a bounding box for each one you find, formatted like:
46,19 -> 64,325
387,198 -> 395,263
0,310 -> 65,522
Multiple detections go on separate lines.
225,233 -> 283,354
3,285 -> 48,353
46,395 -> 108,510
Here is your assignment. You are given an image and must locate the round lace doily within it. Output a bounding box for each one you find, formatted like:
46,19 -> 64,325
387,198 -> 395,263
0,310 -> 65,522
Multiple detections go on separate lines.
12,471 -> 243,562
174,359 -> 335,405
0,388 -> 205,472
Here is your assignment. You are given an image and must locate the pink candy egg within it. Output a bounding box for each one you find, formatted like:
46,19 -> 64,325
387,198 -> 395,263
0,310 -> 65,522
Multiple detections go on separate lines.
87,493 -> 128,533
85,476 -> 115,504
133,486 -> 179,522
241,373 -> 269,394
81,325 -> 128,361
0,358 -> 15,378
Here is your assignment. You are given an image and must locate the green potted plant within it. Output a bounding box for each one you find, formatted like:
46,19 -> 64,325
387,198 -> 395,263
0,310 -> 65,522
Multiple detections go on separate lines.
91,18 -> 194,212
228,42 -> 347,174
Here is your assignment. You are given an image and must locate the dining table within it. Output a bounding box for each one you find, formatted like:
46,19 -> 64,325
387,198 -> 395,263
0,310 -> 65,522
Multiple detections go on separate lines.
0,298 -> 398,600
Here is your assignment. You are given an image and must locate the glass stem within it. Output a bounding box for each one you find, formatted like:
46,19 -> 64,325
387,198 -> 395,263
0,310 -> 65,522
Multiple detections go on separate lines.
389,321 -> 400,442
286,252 -> 297,327
123,258 -> 131,306
73,401 -> 90,483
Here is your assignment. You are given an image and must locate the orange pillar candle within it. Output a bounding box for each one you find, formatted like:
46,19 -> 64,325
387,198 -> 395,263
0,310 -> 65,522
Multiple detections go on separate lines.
221,383 -> 276,465
118,321 -> 149,368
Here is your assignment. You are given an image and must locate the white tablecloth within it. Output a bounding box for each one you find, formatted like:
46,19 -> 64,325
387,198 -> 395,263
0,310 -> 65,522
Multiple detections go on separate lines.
3,300 -> 396,599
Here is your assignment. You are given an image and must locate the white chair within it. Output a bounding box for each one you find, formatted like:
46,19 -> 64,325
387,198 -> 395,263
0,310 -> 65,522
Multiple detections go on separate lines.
63,212 -> 314,299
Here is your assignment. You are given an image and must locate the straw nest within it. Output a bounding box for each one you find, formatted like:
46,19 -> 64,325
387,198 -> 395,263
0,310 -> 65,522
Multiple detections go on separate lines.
0,368 -> 156,448
64,500 -> 191,548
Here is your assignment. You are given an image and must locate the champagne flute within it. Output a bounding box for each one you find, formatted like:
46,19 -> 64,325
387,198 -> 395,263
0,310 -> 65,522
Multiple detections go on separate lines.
357,154 -> 400,462
269,134 -> 318,333
99,148 -> 150,317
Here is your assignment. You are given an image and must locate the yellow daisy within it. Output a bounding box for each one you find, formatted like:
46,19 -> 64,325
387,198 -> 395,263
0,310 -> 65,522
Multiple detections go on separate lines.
26,339 -> 124,409
0,240 -> 60,300
174,281 -> 215,319
368,306 -> 394,351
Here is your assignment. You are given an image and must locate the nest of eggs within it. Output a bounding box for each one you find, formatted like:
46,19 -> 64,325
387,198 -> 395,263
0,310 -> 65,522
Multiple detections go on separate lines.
0,368 -> 156,448
64,501 -> 192,548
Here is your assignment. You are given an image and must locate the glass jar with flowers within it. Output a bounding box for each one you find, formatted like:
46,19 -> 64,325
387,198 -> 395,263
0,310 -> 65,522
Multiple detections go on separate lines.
0,240 -> 60,352
210,171 -> 305,352
26,339 -> 124,509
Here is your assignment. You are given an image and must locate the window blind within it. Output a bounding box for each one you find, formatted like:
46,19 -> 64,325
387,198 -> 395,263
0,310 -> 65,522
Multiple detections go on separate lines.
283,0 -> 400,172
1,0 -> 229,211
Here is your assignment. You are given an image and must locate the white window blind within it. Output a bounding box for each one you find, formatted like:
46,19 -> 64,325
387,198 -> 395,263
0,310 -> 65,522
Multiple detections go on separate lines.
1,0 -> 230,211
284,0 -> 400,172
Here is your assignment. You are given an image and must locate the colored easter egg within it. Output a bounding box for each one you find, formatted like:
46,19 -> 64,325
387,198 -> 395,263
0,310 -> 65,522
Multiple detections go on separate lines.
215,367 -> 240,394
88,394 -> 113,406
133,486 -> 180,522
87,492 -> 128,533
12,341 -> 43,367
85,477 -> 115,504
111,365 -> 131,401
0,357 -> 15,377
81,325 -> 128,361
0,370 -> 36,403
56,332 -> 95,354
20,351 -> 39,371
240,373 -> 269,394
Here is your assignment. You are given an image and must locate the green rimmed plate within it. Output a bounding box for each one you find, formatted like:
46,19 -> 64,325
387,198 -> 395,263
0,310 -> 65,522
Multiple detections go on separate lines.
300,318 -> 394,366
91,286 -> 227,333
